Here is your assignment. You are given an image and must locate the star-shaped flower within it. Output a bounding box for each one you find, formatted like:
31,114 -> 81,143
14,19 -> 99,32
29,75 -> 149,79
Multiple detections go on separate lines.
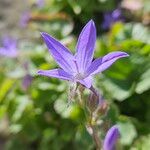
38,20 -> 129,88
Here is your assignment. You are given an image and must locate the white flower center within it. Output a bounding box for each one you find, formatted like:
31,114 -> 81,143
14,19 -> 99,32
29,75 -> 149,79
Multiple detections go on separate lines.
73,59 -> 86,80
74,73 -> 85,80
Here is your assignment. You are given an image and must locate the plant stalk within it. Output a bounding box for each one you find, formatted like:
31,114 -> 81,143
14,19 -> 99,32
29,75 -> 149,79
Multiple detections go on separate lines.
89,112 -> 101,150
90,125 -> 101,150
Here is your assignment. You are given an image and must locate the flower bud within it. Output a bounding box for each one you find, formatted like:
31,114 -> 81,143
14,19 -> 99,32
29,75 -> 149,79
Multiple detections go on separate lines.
96,100 -> 109,116
78,84 -> 85,93
87,92 -> 99,112
22,74 -> 33,91
103,125 -> 120,150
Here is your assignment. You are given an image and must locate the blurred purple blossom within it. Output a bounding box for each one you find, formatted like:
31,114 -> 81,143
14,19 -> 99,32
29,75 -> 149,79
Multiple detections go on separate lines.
37,0 -> 45,8
19,11 -> 31,28
103,125 -> 120,150
22,74 -> 33,91
38,20 -> 129,88
0,36 -> 18,58
22,62 -> 33,91
102,9 -> 124,29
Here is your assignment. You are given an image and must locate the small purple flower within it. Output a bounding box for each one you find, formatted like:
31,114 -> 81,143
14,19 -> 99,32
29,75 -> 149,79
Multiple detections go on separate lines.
0,36 -> 18,58
22,62 -> 33,91
38,20 -> 129,88
19,11 -> 31,28
22,74 -> 33,91
103,125 -> 120,150
102,9 -> 124,29
37,0 -> 45,8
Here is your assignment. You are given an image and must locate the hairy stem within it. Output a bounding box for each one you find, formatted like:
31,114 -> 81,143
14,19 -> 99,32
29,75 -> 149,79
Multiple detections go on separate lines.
90,125 -> 101,150
80,85 -> 102,149
89,112 -> 101,150
89,86 -> 104,105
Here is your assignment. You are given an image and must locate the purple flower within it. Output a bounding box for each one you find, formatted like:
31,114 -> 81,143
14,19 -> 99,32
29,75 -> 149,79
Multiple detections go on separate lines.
37,0 -> 45,8
102,9 -> 124,29
19,11 -> 31,28
103,125 -> 120,150
0,36 -> 18,58
22,62 -> 33,91
38,20 -> 129,88
22,74 -> 33,91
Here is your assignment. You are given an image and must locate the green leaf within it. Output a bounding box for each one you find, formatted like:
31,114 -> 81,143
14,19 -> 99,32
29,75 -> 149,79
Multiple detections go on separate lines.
12,96 -> 32,122
54,98 -> 81,119
132,23 -> 150,44
100,77 -> 131,101
131,135 -> 150,150
0,79 -> 15,102
118,121 -> 137,146
9,124 -> 22,134
136,68 -> 150,94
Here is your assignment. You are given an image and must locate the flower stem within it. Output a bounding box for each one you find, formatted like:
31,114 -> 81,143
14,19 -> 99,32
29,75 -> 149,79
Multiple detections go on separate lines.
88,112 -> 101,150
80,85 -> 102,149
90,125 -> 101,150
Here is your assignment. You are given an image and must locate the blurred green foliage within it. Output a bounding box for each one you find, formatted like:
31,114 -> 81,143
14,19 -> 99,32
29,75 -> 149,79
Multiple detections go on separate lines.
0,0 -> 150,149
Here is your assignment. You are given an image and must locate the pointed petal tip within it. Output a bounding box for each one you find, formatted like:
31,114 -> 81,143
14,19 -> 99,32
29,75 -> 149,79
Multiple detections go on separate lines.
87,51 -> 129,76
37,70 -> 42,75
37,70 -> 46,75
40,32 -> 55,41
111,125 -> 119,130
86,19 -> 95,28
119,51 -> 130,57
89,19 -> 94,23
75,19 -> 96,71
89,19 -> 95,26
110,51 -> 129,58
120,52 -> 130,58
40,32 -> 49,38
103,125 -> 120,150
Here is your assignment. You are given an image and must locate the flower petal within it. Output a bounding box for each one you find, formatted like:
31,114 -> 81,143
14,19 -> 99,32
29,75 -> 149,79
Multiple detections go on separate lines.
3,37 -> 17,49
37,69 -> 73,81
75,20 -> 96,72
41,32 -> 76,73
0,48 -> 6,55
87,51 -> 129,75
103,125 -> 120,150
78,76 -> 92,88
0,48 -> 17,58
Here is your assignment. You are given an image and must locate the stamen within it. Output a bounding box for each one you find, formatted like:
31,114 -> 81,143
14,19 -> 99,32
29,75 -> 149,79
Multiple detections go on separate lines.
73,59 -> 85,80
